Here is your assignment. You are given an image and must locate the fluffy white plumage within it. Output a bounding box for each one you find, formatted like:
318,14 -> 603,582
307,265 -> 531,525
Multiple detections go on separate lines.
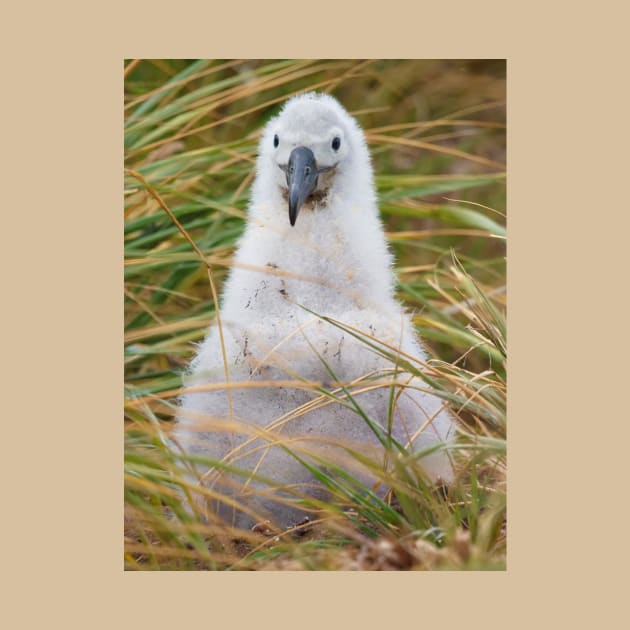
174,93 -> 456,529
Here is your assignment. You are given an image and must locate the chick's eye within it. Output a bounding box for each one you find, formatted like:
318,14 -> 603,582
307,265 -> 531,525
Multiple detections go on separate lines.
273,134 -> 279,148
332,136 -> 341,151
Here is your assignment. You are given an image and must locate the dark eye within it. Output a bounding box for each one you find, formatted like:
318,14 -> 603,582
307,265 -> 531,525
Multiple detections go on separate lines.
273,134 -> 279,148
332,136 -> 341,151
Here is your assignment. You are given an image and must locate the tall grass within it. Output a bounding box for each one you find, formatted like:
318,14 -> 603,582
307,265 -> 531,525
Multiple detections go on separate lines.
124,59 -> 506,570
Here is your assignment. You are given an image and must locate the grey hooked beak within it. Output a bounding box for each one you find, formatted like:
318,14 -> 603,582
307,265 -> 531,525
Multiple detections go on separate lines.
284,146 -> 319,227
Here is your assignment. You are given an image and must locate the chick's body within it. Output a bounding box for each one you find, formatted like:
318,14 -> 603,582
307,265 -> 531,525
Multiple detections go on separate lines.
175,93 -> 456,529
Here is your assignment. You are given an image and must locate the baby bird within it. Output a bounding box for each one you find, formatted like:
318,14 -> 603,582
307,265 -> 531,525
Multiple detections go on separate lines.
174,93 -> 456,530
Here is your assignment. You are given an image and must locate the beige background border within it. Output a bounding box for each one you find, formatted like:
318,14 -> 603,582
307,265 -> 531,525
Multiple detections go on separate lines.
5,1 -> 627,627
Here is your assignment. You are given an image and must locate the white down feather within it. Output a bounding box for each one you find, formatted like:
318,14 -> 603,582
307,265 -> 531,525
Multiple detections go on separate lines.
174,93 -> 457,529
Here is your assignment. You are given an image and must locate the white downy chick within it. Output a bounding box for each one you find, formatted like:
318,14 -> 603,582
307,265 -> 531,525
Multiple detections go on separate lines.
175,93 -> 457,530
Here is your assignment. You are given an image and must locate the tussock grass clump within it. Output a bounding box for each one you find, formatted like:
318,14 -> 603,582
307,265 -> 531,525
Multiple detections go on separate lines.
124,59 -> 506,570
